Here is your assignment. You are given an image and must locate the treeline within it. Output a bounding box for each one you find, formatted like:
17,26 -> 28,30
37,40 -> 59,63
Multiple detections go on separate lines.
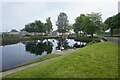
24,17 -> 52,35
24,12 -> 72,36
23,12 -> 119,37
73,12 -> 119,37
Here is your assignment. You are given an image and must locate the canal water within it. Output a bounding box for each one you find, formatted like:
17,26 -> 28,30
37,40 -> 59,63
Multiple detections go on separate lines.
1,39 -> 86,70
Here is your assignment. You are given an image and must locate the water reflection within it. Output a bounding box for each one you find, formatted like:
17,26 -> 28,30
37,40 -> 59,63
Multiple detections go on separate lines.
22,40 -> 53,55
56,39 -> 86,51
22,39 -> 86,55
56,39 -> 70,50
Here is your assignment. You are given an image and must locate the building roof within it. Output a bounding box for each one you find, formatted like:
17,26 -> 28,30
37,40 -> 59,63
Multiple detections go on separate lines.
10,29 -> 19,32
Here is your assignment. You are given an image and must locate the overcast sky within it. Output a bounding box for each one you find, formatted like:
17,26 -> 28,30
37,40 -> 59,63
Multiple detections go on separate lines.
1,0 -> 119,32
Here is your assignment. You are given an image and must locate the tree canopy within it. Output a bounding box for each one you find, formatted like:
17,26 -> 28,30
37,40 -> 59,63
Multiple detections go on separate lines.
56,12 -> 69,33
104,13 -> 119,36
73,12 -> 102,37
73,14 -> 85,36
24,18 -> 53,35
25,22 -> 36,32
45,17 -> 53,35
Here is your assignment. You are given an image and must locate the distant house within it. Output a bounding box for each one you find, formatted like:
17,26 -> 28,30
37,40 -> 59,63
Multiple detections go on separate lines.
19,28 -> 29,36
51,30 -> 71,37
9,29 -> 19,35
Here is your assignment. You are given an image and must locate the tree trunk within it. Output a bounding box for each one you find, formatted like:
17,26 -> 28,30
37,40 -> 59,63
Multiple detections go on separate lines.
91,33 -> 93,37
110,28 -> 113,36
76,32 -> 78,37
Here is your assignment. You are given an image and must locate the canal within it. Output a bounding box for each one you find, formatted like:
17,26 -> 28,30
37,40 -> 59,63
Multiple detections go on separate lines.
1,39 -> 86,70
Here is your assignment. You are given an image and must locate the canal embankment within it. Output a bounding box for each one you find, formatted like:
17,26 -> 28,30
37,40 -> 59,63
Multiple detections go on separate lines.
2,41 -> 118,78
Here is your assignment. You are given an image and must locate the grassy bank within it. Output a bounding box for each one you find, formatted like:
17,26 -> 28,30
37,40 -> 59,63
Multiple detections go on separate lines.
3,42 -> 118,78
2,54 -> 61,72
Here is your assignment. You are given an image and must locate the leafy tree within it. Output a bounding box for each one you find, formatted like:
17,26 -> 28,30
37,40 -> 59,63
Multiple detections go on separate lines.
104,16 -> 116,36
25,22 -> 36,35
56,12 -> 68,33
73,23 -> 80,36
86,12 -> 102,37
34,20 -> 46,33
117,13 -> 120,28
99,22 -> 108,34
73,14 -> 84,36
104,13 -> 120,36
45,17 -> 53,35
79,14 -> 90,36
113,13 -> 120,34
65,23 -> 73,32
73,13 -> 102,37
116,13 -> 120,33
25,20 -> 46,35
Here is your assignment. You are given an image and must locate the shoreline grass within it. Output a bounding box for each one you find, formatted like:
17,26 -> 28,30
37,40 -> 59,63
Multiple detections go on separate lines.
3,41 -> 118,78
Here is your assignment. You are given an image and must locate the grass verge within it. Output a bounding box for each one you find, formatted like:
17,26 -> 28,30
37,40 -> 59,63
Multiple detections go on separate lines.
3,42 -> 118,78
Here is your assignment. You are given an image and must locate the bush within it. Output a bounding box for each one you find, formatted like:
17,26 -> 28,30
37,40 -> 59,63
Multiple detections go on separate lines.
87,40 -> 98,45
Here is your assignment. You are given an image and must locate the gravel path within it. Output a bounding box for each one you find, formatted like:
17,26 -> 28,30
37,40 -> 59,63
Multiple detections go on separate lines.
1,48 -> 79,77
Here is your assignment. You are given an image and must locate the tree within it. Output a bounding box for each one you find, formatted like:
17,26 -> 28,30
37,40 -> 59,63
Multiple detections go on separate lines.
25,22 -> 36,35
56,12 -> 68,33
112,13 -> 119,34
25,20 -> 46,35
73,14 -> 84,36
73,12 -> 102,37
97,22 -> 108,34
34,20 -> 46,33
65,23 -> 73,32
45,17 -> 53,35
79,14 -> 90,36
86,12 -> 102,37
73,24 -> 81,36
104,16 -> 115,36
116,13 -> 120,33
104,13 -> 120,36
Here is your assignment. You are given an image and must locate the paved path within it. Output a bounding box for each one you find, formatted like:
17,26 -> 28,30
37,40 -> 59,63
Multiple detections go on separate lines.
0,48 -> 79,77
105,37 -> 120,46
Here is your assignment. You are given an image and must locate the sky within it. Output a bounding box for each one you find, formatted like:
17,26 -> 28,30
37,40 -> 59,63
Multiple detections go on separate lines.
1,0 -> 119,32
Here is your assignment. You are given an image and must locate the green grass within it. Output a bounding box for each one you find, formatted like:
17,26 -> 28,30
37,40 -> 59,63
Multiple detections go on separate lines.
3,42 -> 118,78
2,54 -> 61,72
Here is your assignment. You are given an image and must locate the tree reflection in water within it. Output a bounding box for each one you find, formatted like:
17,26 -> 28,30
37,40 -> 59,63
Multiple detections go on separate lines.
56,39 -> 86,51
23,40 -> 53,55
21,39 -> 86,55
56,39 -> 70,50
